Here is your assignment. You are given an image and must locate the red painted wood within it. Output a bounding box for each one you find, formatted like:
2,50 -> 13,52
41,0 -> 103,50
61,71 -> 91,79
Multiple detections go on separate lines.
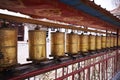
0,0 -> 117,30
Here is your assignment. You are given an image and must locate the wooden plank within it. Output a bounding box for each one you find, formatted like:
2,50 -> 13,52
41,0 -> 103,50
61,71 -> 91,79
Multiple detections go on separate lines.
0,13 -> 110,34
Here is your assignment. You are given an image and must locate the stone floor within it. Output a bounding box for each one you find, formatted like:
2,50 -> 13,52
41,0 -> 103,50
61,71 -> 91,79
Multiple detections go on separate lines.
112,72 -> 120,80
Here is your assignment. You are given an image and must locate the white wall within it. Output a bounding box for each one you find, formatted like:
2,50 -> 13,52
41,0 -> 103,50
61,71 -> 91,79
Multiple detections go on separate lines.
17,42 -> 31,64
17,26 -> 30,64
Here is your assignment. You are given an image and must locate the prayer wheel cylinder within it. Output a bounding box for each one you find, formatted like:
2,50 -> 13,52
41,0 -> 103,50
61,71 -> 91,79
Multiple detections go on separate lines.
89,35 -> 96,51
69,33 -> 78,54
0,28 -> 17,68
113,36 -> 115,47
81,34 -> 89,53
118,37 -> 120,46
66,34 -> 70,53
106,36 -> 110,48
78,35 -> 81,52
51,33 -> 54,54
115,37 -> 117,47
114,36 -> 117,47
51,32 -> 65,57
110,36 -> 114,48
29,30 -> 46,60
96,36 -> 101,50
101,36 -> 106,49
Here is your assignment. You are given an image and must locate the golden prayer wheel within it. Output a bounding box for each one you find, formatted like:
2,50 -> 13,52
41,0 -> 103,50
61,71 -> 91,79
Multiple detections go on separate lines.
51,32 -> 65,57
78,35 -> 81,52
96,35 -> 101,50
113,36 -> 117,47
0,28 -> 17,68
106,36 -> 111,48
118,36 -> 120,47
66,34 -> 70,53
81,34 -> 89,53
89,34 -> 96,51
29,30 -> 46,60
69,33 -> 79,54
110,36 -> 114,48
101,36 -> 106,49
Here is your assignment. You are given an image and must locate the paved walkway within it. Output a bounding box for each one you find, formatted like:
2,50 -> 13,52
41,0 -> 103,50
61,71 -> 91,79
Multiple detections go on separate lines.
112,72 -> 120,80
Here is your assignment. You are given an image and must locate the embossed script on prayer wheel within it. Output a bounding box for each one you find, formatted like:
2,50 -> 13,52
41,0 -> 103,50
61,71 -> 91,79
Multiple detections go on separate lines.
101,36 -> 106,49
96,36 -> 101,50
118,37 -> 120,47
110,36 -> 114,48
51,32 -> 65,57
66,34 -> 70,53
115,37 -> 117,47
89,35 -> 96,51
106,36 -> 110,48
29,30 -> 46,60
69,33 -> 78,54
78,35 -> 81,52
81,34 -> 89,53
0,28 -> 17,68
113,36 -> 117,47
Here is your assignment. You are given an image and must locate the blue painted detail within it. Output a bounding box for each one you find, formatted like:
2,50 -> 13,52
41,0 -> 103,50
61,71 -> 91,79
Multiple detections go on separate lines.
59,0 -> 120,27
59,0 -> 81,6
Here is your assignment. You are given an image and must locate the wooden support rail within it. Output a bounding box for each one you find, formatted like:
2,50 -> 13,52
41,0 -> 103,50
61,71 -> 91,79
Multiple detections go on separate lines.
0,13 -> 112,34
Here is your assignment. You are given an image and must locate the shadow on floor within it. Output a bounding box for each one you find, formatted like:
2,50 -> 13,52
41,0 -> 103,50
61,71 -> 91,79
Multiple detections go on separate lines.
112,72 -> 120,80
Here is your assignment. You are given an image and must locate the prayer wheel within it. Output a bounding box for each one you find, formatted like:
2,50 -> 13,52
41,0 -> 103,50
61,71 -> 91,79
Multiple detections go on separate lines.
69,33 -> 78,54
78,35 -> 81,52
89,34 -> 96,51
66,34 -> 70,53
106,36 -> 111,48
51,32 -> 65,57
110,36 -> 114,48
113,36 -> 117,47
118,36 -> 120,47
81,34 -> 89,53
96,35 -> 101,50
29,30 -> 46,60
0,28 -> 17,68
101,36 -> 106,49
115,36 -> 117,47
